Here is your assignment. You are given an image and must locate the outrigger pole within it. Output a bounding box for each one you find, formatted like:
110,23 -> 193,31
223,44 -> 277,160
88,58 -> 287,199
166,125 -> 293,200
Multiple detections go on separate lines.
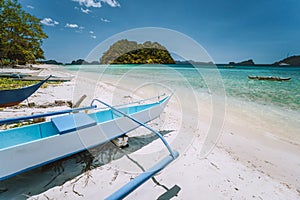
0,105 -> 96,125
90,96 -> 179,200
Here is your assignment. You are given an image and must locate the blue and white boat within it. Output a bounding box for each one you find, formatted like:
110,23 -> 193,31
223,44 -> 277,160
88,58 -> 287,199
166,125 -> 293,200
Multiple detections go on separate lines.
0,94 -> 178,199
0,76 -> 50,107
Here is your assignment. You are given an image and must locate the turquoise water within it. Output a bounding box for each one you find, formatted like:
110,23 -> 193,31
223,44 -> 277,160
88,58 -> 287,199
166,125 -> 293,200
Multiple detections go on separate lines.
65,64 -> 300,111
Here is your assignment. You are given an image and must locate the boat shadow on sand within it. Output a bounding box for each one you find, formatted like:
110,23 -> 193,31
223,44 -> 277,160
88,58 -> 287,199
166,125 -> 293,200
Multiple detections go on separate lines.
0,129 -> 179,199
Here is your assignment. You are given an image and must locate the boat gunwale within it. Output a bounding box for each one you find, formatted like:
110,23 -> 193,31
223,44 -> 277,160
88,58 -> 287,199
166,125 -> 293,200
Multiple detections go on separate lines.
0,95 -> 170,151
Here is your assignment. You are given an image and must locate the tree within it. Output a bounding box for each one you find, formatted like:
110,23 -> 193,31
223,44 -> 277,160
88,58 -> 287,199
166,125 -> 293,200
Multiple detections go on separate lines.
0,0 -> 47,65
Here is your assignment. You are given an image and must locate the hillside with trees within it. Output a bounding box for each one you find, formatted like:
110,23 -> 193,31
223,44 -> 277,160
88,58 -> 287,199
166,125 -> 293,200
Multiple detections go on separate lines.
100,39 -> 175,64
0,0 -> 47,65
272,55 -> 300,66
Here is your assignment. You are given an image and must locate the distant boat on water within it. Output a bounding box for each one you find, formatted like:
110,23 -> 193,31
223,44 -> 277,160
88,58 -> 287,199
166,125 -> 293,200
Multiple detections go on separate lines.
248,76 -> 291,81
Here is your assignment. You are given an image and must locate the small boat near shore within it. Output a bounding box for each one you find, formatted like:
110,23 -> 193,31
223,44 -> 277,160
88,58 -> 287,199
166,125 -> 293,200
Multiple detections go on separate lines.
248,76 -> 291,81
0,94 -> 178,199
0,76 -> 50,107
12,75 -> 73,82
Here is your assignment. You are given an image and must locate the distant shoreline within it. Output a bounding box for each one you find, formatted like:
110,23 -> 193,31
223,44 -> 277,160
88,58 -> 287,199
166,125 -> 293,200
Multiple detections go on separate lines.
38,54 -> 300,67
2,63 -> 299,70
61,63 -> 300,67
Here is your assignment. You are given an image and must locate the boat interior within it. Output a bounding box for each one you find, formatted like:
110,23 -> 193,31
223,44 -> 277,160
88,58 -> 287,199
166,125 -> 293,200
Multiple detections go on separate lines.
0,100 -> 160,150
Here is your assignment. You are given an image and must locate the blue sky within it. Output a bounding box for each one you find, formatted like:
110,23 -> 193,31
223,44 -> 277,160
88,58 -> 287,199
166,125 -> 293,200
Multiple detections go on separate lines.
19,0 -> 300,64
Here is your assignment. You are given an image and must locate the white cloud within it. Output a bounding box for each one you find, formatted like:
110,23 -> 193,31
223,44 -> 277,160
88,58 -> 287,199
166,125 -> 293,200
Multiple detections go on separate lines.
40,18 -> 59,26
81,7 -> 91,14
72,0 -> 101,8
72,0 -> 120,8
89,30 -> 96,39
65,23 -> 79,28
79,26 -> 85,30
100,18 -> 110,23
101,0 -> 120,7
27,5 -> 34,9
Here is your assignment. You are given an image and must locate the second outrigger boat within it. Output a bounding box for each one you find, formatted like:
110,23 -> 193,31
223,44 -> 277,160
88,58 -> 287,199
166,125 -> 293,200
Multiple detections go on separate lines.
0,76 -> 50,107
248,76 -> 291,81
12,75 -> 73,82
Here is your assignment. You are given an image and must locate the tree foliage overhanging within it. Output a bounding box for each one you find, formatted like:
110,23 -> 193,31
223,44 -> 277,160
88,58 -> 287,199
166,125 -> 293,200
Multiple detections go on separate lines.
100,39 -> 175,64
0,0 -> 47,65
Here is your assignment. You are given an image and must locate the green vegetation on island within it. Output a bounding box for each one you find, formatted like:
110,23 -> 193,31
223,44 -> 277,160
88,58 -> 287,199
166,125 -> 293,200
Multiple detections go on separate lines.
0,0 -> 47,65
100,39 -> 175,64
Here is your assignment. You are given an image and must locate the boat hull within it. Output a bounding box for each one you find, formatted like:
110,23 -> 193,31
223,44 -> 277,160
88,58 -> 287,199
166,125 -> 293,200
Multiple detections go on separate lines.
248,76 -> 291,81
0,97 -> 169,180
0,76 -> 50,107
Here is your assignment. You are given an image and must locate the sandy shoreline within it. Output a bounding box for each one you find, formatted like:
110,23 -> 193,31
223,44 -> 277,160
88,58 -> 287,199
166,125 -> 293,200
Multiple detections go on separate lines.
0,64 -> 299,199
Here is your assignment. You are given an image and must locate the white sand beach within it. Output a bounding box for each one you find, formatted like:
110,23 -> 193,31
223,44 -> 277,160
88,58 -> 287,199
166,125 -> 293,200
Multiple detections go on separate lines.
0,64 -> 299,200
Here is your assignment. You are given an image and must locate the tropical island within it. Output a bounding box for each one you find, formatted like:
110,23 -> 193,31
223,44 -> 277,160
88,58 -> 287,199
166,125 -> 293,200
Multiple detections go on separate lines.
100,39 -> 175,64
227,56 -> 300,66
272,55 -> 300,66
